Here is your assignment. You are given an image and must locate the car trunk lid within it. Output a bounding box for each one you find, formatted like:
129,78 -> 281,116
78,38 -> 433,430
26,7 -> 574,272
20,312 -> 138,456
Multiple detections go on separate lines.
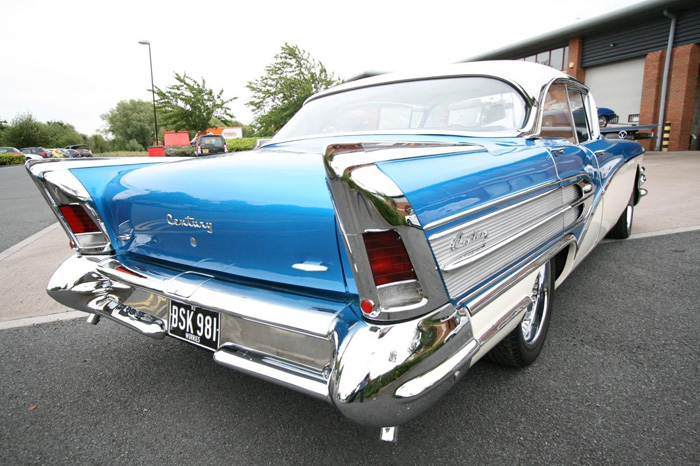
91,151 -> 348,295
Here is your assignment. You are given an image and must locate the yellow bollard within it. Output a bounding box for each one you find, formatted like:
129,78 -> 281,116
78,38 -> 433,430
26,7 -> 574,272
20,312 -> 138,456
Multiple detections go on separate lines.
662,121 -> 671,152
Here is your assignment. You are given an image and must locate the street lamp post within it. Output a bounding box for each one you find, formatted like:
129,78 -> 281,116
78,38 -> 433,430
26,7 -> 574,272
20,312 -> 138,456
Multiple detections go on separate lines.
138,40 -> 159,145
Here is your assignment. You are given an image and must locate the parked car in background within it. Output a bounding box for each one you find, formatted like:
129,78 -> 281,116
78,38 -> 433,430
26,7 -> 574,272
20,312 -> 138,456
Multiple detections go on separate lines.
66,144 -> 93,157
63,149 -> 80,158
195,133 -> 228,156
46,149 -> 63,158
0,146 -> 24,155
0,146 -> 38,161
597,107 -> 619,127
20,147 -> 50,158
26,61 -> 646,442
24,153 -> 44,161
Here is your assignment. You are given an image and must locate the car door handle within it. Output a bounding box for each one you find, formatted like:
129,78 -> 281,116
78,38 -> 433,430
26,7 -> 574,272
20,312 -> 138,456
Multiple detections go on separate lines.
551,147 -> 565,157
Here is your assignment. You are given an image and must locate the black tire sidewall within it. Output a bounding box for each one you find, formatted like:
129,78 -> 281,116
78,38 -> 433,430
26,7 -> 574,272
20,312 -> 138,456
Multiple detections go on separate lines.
515,261 -> 554,365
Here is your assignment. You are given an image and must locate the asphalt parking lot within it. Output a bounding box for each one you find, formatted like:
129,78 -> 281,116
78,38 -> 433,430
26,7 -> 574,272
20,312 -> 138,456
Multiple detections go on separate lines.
1,153 -> 699,464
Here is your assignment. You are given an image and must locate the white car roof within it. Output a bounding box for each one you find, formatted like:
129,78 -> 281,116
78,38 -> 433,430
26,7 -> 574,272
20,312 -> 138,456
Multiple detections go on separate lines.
308,60 -> 576,106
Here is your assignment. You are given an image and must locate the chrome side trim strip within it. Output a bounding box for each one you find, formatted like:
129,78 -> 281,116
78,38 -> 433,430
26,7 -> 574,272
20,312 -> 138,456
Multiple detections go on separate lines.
424,179 -> 559,231
461,234 -> 577,314
476,296 -> 532,345
424,174 -> 588,231
442,203 -> 574,273
430,182 -> 580,273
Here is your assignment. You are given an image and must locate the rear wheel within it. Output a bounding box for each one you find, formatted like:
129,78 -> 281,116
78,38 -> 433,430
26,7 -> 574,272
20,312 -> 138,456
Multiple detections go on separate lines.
487,261 -> 553,367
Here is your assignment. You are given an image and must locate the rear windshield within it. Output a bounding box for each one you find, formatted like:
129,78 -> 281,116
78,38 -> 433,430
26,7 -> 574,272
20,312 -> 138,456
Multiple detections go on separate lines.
200,136 -> 224,148
274,76 -> 528,140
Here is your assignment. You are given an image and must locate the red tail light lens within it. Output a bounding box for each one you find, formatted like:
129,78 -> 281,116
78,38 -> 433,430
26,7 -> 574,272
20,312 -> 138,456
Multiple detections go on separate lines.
363,230 -> 417,286
59,205 -> 101,234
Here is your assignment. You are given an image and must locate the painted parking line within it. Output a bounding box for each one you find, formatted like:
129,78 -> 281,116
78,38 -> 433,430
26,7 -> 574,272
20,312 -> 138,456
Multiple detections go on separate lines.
0,223 -> 60,261
0,311 -> 87,330
627,225 -> 700,240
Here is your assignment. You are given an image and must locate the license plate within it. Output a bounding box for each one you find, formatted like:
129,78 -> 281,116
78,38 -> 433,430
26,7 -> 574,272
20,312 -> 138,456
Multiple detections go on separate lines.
168,300 -> 220,351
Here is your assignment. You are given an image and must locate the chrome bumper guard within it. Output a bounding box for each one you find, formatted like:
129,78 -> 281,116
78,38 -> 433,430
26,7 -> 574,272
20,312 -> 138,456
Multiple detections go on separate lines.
48,253 -> 484,428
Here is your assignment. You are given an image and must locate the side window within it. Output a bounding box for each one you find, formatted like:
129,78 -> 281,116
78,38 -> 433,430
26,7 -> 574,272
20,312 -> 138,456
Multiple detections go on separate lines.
567,88 -> 591,143
540,83 -> 576,142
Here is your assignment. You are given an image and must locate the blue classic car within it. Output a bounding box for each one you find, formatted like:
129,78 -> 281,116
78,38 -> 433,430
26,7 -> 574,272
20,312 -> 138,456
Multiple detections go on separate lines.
27,61 -> 646,442
597,107 -> 619,127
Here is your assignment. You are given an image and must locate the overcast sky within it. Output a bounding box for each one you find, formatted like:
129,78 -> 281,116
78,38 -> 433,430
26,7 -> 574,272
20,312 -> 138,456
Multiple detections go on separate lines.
1,0 -> 646,136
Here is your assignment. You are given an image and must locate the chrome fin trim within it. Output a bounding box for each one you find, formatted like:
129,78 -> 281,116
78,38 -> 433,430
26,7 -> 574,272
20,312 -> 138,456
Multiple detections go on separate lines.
324,142 -> 483,322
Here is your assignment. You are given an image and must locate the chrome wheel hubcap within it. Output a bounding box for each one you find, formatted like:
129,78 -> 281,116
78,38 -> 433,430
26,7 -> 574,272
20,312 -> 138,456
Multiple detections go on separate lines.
625,205 -> 633,229
521,264 -> 550,347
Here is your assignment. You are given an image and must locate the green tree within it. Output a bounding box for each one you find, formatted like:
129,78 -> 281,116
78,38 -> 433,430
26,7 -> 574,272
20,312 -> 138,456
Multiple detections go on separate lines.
154,72 -> 236,134
246,43 -> 340,136
0,118 -> 8,145
101,100 -> 155,150
45,121 -> 85,148
87,134 -> 112,154
2,113 -> 50,148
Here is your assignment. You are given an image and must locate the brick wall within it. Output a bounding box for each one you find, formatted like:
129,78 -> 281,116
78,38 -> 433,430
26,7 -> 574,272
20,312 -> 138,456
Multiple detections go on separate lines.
566,37 -> 586,82
639,51 -> 665,151
666,44 -> 700,151
639,44 -> 700,151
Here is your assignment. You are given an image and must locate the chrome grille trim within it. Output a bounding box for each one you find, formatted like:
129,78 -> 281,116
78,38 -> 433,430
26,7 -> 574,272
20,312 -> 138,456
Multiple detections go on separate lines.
428,183 -> 583,300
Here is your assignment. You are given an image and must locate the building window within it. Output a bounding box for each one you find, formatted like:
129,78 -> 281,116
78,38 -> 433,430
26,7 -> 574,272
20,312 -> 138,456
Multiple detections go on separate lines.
519,46 -> 569,71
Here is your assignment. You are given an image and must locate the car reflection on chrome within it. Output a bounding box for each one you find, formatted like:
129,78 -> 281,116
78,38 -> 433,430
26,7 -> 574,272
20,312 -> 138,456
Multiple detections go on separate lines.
26,61 -> 646,442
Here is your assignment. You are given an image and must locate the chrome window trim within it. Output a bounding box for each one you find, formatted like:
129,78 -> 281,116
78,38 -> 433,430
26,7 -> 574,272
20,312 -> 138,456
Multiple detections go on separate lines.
271,130 -> 513,148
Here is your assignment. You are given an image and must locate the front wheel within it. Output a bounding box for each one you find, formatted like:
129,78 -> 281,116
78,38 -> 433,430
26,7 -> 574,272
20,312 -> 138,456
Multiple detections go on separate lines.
487,261 -> 554,367
606,193 -> 634,239
598,115 -> 609,127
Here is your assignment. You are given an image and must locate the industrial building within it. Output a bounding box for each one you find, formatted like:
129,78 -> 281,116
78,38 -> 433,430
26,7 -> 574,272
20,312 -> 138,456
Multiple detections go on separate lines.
464,0 -> 700,151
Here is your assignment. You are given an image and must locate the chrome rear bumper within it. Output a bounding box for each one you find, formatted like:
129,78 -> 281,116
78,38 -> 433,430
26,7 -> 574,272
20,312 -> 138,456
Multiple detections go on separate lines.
48,253 -> 484,428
